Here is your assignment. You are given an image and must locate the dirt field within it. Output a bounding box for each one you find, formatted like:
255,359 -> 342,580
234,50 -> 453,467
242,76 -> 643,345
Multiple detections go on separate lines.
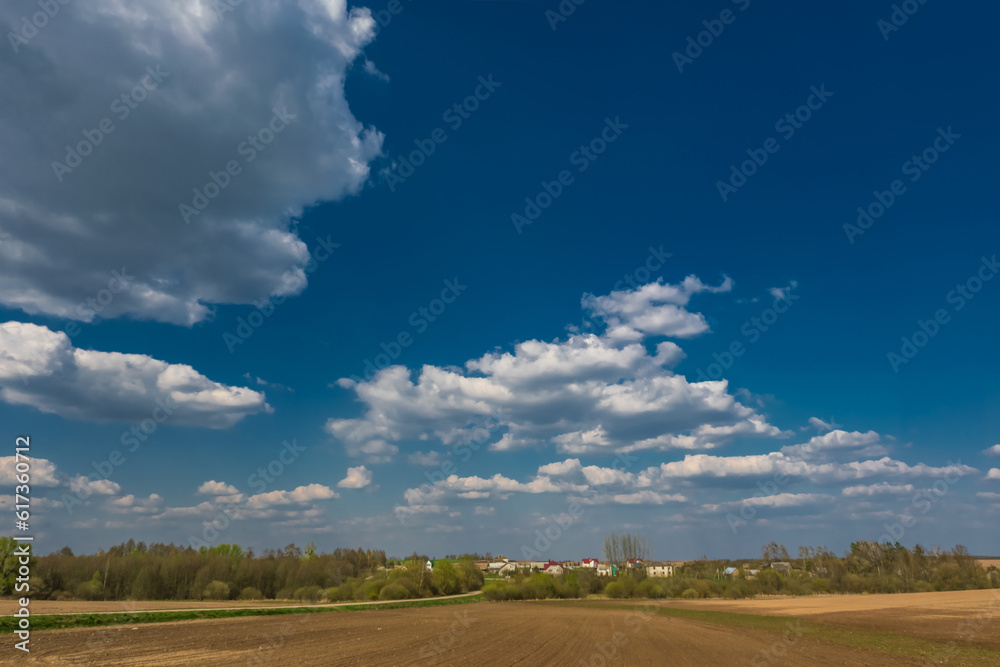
2,589 -> 999,665
0,593 -> 479,617
0,602 -> 928,666
663,588 -> 1000,654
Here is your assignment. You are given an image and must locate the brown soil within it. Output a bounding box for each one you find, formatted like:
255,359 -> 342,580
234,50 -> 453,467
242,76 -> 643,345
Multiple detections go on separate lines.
0,601 -> 940,666
660,588 -> 1000,653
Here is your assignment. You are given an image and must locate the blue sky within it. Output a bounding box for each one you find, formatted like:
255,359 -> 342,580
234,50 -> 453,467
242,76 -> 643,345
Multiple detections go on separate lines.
1,0 -> 998,560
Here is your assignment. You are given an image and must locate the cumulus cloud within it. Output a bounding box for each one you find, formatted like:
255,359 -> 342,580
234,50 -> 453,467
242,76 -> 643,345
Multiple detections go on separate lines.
326,280 -> 784,462
984,445 -> 1000,458
781,430 -> 888,461
0,455 -> 59,486
69,475 -> 121,497
0,0 -> 382,325
582,275 -> 733,340
245,484 -> 338,509
841,482 -> 915,497
338,465 -> 373,489
987,469 -> 1000,481
0,322 -> 270,426
197,481 -> 240,496
703,493 -> 835,512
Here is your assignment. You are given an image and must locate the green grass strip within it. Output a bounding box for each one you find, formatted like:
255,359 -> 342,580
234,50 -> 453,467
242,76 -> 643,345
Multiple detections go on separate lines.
541,600 -> 1000,667
0,593 -> 483,634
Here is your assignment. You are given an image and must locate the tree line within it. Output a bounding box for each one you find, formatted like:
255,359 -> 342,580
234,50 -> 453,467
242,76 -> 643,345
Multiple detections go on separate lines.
484,541 -> 999,601
0,539 -> 481,602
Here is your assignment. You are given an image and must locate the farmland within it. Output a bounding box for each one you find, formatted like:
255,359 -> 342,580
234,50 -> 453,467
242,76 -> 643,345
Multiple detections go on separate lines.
2,589 -> 998,665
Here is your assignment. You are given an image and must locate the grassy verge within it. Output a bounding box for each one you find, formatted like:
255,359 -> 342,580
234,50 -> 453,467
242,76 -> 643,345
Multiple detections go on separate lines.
543,600 -> 1000,667
0,593 -> 483,633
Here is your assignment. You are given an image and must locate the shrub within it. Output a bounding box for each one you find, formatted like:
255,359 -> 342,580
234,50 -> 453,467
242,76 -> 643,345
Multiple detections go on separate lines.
637,579 -> 664,599
914,580 -> 936,593
238,586 -> 264,600
482,581 -> 523,601
810,578 -> 831,593
457,560 -> 484,591
605,581 -> 627,599
379,583 -> 412,600
293,585 -> 323,602
522,572 -> 557,600
680,588 -> 700,600
202,580 -> 231,600
433,561 -> 461,596
358,579 -> 387,601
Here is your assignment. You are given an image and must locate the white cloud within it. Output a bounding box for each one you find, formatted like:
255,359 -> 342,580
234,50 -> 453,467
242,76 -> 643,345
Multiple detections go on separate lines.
0,0 -> 382,325
197,480 -> 240,496
327,287 -> 784,461
984,445 -> 1000,458
808,417 -> 834,432
69,475 -> 121,497
781,430 -> 888,461
841,482 -> 914,497
0,456 -> 59,486
0,322 -> 270,426
338,465 -> 373,489
704,493 -> 835,512
987,469 -> 1000,481
245,484 -> 339,509
769,280 -> 798,301
582,275 -> 733,340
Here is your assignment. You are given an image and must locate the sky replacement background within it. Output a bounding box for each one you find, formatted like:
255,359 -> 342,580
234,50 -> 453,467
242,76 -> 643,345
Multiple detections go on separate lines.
1,0 -> 998,559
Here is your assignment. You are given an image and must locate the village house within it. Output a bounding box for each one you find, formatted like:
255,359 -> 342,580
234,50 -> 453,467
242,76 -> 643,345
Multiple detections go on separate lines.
543,561 -> 564,575
580,558 -> 599,568
645,561 -> 674,577
770,562 -> 792,575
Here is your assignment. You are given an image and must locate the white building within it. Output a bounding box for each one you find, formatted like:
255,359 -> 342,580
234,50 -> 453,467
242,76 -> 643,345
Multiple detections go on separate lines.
645,561 -> 674,577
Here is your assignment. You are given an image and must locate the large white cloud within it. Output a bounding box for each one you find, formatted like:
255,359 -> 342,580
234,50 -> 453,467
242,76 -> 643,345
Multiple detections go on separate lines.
0,0 -> 382,325
0,321 -> 270,426
326,278 -> 785,462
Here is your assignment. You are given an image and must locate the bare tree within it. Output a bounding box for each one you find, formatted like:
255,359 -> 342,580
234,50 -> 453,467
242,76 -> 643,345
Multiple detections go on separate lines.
602,532 -> 651,567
